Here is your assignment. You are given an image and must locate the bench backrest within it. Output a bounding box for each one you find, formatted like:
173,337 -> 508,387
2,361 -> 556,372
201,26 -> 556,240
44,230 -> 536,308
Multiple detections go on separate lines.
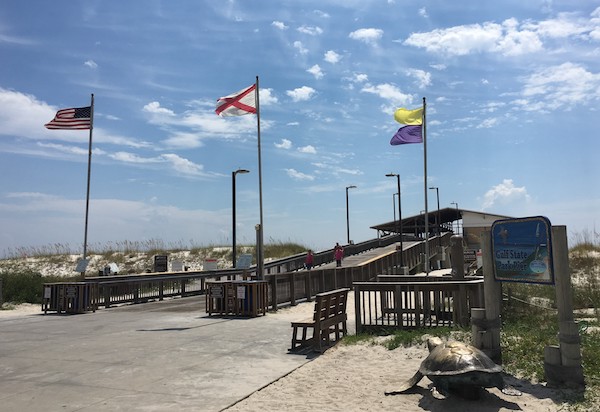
313,288 -> 350,322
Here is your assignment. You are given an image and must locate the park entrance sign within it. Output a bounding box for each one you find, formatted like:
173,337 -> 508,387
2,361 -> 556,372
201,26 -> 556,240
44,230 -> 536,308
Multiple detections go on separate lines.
491,216 -> 554,285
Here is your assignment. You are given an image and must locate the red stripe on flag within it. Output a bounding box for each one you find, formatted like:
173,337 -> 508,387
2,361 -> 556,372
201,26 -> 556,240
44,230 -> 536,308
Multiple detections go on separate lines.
215,84 -> 256,116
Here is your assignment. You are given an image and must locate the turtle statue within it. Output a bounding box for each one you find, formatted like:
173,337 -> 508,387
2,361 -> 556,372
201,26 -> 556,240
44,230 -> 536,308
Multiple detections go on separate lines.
386,337 -> 522,400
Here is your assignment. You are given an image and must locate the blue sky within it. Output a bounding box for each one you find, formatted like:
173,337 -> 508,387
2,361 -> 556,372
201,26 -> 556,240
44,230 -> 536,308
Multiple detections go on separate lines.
0,0 -> 599,256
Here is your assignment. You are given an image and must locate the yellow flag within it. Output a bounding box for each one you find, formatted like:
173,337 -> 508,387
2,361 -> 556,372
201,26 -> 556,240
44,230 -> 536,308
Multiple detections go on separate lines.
394,107 -> 423,125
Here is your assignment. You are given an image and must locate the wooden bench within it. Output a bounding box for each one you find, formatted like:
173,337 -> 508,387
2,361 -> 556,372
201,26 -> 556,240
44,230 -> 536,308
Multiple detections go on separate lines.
289,288 -> 350,353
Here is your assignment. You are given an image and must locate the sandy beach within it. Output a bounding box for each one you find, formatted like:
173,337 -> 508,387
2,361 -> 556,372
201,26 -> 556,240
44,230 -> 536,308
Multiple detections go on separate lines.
0,298 -> 579,411
225,292 -> 576,412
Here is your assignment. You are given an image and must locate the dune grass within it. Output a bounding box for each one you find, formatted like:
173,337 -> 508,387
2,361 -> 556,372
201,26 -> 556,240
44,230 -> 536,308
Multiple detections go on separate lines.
0,241 -> 308,305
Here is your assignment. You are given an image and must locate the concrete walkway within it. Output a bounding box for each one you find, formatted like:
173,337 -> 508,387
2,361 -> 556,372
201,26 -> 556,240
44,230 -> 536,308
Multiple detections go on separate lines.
0,297 -> 331,411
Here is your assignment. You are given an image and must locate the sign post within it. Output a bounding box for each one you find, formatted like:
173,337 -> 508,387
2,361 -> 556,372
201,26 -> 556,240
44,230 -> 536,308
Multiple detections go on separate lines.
487,217 -> 583,388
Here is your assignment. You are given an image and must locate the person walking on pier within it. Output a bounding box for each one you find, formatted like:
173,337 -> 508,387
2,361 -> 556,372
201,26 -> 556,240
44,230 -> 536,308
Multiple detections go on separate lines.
305,249 -> 314,270
334,243 -> 344,267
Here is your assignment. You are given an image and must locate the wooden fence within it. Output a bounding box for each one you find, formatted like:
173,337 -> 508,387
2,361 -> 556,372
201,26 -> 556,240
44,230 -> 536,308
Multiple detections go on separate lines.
43,233 -> 454,314
353,276 -> 484,333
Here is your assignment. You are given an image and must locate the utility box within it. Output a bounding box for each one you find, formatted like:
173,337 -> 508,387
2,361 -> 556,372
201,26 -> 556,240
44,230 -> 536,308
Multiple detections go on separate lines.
42,282 -> 98,314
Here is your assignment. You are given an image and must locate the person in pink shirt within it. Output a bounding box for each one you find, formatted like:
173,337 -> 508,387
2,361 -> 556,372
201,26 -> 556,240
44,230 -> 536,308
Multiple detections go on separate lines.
305,249 -> 314,270
334,243 -> 344,267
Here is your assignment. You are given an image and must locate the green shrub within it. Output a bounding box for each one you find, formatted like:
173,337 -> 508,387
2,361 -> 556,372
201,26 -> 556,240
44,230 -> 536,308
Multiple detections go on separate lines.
1,270 -> 44,304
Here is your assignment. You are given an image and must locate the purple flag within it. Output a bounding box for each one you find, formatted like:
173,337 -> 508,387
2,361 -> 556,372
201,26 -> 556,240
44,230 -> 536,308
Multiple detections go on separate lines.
390,125 -> 422,145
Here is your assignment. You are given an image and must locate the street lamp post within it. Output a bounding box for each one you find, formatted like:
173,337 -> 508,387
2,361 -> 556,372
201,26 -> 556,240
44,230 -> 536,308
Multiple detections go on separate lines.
392,192 -> 399,222
232,168 -> 250,268
345,185 -> 357,244
451,201 -> 459,234
386,173 -> 404,267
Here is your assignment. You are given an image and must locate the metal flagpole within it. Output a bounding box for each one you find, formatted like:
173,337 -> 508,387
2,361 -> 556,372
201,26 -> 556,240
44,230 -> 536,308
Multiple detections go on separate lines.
82,93 -> 94,269
255,76 -> 264,279
423,97 -> 429,276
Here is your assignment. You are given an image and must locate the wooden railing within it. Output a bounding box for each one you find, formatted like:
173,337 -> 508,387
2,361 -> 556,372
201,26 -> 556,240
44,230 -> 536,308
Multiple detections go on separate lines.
353,276 -> 484,333
44,233 -> 454,313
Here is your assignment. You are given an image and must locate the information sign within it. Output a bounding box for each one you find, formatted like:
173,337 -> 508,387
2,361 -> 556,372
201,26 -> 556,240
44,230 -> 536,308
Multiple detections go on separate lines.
236,254 -> 253,269
74,259 -> 89,273
491,216 -> 554,284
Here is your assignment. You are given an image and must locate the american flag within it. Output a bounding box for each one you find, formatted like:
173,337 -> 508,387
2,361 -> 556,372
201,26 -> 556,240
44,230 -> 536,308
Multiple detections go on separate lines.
45,106 -> 92,130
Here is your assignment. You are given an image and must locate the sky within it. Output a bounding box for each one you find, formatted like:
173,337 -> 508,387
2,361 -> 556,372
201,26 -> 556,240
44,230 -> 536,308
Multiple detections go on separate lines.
0,0 -> 599,257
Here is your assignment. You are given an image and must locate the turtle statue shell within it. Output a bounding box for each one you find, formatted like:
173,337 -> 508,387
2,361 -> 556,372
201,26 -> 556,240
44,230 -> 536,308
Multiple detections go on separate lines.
420,339 -> 502,377
385,337 -> 522,399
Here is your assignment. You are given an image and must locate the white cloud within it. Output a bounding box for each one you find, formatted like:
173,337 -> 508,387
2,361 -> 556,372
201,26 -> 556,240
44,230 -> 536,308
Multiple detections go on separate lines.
37,142 -> 89,156
286,86 -> 316,102
0,88 -> 148,149
408,10 -> 600,58
349,28 -> 383,45
482,101 -> 505,112
352,73 -> 368,83
404,20 -> 542,56
482,179 -> 530,210
275,139 -> 292,149
84,60 -> 98,69
314,10 -> 330,18
161,153 -> 204,176
307,64 -> 324,79
293,40 -> 308,55
419,7 -> 428,18
361,83 -> 412,106
298,145 -> 316,154
297,25 -> 323,36
590,7 -> 600,41
110,151 -> 159,164
324,50 -> 341,64
0,33 -> 35,45
271,21 -> 288,30
522,12 -> 591,38
143,101 -> 175,116
259,88 -> 278,105
107,151 -> 206,177
141,101 -> 258,148
430,63 -> 447,71
285,168 -> 315,181
516,62 -> 600,111
0,88 -> 60,138
406,68 -> 431,89
477,117 -> 499,128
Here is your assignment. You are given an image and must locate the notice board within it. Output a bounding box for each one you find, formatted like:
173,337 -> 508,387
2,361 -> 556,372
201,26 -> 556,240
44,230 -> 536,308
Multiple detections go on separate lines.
491,216 -> 554,285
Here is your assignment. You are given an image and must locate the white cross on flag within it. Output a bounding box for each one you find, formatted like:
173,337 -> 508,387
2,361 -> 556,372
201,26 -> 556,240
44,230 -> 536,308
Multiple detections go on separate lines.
215,84 -> 257,117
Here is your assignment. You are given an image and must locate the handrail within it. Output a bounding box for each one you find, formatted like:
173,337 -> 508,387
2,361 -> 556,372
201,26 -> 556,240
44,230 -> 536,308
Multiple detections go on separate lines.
353,277 -> 484,332
45,233 -> 454,312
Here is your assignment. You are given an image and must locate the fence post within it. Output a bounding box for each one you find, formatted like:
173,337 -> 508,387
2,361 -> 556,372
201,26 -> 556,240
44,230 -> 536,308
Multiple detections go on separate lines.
269,275 -> 278,311
479,230 -> 503,363
354,284 -> 362,333
0,278 -> 3,307
544,226 -> 584,387
103,285 -> 111,308
305,272 -> 312,302
290,273 -> 296,306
